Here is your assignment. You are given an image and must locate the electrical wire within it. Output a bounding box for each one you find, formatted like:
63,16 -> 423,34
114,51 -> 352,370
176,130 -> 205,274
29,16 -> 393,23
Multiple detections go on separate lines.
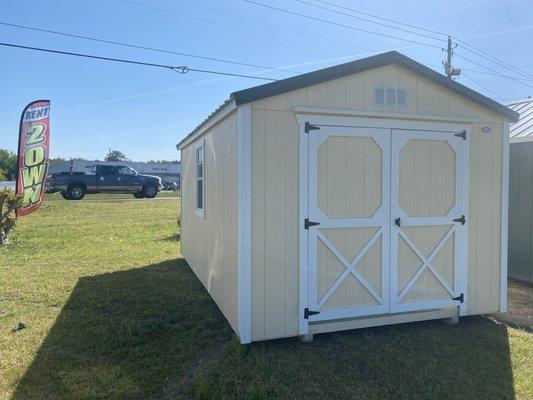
461,73 -> 505,100
455,40 -> 533,80
308,0 -> 533,82
455,53 -> 533,90
0,42 -> 278,81
119,0 -> 346,56
171,0 -> 373,53
295,0 -> 444,42
313,0 -> 449,37
458,67 -> 533,82
242,0 -> 443,49
0,21 -> 299,75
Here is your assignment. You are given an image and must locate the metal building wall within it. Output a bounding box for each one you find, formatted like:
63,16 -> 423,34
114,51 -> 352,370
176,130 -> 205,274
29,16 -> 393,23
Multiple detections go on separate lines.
509,141 -> 533,283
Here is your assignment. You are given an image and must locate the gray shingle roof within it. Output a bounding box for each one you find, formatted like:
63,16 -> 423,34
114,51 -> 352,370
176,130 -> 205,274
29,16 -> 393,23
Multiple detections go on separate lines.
178,51 -> 519,148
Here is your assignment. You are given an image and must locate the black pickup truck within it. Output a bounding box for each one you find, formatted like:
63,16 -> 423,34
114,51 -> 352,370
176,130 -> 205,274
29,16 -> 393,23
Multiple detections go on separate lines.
47,164 -> 163,200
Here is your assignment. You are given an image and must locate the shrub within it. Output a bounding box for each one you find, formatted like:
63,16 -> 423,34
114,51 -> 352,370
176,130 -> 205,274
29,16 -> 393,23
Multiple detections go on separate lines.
0,188 -> 23,245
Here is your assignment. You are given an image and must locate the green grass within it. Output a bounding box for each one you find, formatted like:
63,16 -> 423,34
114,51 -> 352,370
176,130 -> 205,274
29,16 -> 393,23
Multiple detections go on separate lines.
0,198 -> 532,399
45,191 -> 179,201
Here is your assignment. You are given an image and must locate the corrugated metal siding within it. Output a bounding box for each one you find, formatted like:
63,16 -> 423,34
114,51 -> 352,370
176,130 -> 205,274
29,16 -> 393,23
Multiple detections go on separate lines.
508,99 -> 533,141
508,141 -> 533,283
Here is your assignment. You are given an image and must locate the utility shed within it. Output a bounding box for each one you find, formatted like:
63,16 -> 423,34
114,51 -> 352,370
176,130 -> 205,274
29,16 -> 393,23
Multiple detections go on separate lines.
177,51 -> 519,343
508,99 -> 533,283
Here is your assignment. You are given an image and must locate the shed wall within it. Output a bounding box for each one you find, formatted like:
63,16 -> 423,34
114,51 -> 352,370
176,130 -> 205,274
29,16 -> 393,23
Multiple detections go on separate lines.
509,141 -> 533,283
181,111 -> 239,332
250,64 -> 506,341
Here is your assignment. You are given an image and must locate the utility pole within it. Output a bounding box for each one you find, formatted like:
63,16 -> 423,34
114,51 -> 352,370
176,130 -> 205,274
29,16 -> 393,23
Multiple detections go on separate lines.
446,36 -> 452,79
443,36 -> 460,79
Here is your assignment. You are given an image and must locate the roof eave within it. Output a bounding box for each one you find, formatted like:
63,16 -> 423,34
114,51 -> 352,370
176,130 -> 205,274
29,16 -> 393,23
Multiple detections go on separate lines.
231,51 -> 519,123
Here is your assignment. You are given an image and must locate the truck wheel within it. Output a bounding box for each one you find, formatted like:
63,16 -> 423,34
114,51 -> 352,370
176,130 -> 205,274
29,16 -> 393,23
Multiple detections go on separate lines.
133,192 -> 144,199
142,184 -> 158,199
67,184 -> 86,200
61,191 -> 70,200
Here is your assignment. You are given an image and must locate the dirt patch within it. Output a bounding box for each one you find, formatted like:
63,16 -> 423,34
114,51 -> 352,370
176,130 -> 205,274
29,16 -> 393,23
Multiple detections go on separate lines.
494,279 -> 533,331
160,340 -> 229,400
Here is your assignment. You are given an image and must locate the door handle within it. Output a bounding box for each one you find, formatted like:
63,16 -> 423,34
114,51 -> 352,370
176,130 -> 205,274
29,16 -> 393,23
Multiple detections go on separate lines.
395,217 -> 401,227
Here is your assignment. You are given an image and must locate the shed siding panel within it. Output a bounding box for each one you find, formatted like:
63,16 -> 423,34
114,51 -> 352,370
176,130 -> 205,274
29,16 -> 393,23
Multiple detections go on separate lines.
180,112 -> 239,332
508,141 -> 533,282
249,64 -> 505,341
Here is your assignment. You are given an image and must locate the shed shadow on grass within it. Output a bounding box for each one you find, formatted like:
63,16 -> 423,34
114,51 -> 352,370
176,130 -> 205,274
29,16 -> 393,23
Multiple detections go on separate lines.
12,258 -> 517,399
11,259 -> 233,400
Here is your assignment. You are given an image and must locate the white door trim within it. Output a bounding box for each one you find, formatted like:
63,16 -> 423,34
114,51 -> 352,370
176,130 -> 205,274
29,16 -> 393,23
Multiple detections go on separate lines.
297,114 -> 471,334
306,125 -> 391,324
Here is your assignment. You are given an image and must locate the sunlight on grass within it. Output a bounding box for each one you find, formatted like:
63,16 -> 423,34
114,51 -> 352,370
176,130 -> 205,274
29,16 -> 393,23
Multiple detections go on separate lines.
0,196 -> 531,400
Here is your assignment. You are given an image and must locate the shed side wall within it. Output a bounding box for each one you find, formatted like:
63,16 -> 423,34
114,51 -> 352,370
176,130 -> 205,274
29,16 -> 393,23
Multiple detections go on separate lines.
181,111 -> 239,332
250,64 -> 505,341
508,141 -> 533,283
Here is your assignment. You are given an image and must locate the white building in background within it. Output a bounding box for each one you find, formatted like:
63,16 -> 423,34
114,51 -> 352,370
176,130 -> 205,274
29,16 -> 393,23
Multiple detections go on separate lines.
49,160 -> 181,186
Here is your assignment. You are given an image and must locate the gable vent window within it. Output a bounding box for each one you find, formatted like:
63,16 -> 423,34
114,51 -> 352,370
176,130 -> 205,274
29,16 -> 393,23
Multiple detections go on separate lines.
374,87 -> 385,106
397,88 -> 407,106
374,87 -> 408,107
386,88 -> 396,106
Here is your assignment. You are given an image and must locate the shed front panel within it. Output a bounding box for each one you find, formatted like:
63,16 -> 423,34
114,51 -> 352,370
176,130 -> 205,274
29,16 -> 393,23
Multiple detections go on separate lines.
250,64 -> 505,341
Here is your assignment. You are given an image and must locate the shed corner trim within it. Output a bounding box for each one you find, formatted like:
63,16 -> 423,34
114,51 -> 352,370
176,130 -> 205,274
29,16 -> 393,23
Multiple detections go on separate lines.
237,103 -> 252,344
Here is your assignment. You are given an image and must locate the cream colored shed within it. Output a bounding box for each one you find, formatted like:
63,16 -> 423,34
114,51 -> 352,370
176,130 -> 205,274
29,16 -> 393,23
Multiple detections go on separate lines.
177,51 -> 519,343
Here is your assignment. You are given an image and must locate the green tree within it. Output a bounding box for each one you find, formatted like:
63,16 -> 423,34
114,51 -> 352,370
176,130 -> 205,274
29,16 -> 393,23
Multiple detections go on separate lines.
0,149 -> 17,180
104,149 -> 128,162
147,160 -> 179,164
0,168 -> 6,181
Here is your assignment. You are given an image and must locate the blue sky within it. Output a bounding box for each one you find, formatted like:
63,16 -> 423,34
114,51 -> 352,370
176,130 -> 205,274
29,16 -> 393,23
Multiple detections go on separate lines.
1,0 -> 532,161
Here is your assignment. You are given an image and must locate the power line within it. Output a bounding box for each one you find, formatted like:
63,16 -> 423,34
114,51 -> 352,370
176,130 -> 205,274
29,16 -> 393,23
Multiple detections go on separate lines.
171,0 -> 373,53
0,42 -> 278,81
458,67 -> 533,82
455,53 -> 533,90
295,0 -> 444,42
454,38 -> 533,80
0,21 -> 299,75
308,0 -> 533,82
461,73 -> 505,100
313,0 -> 449,37
119,0 -> 346,56
242,0 -> 443,49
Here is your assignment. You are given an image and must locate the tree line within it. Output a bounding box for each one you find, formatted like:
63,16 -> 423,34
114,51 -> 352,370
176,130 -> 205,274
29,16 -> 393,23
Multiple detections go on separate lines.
0,148 -> 178,181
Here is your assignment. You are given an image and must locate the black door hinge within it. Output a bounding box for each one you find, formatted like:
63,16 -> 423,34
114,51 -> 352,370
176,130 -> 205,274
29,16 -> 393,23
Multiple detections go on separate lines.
394,217 -> 401,227
454,130 -> 467,140
305,122 -> 320,133
452,293 -> 464,303
453,215 -> 466,225
304,218 -> 320,230
304,308 -> 320,319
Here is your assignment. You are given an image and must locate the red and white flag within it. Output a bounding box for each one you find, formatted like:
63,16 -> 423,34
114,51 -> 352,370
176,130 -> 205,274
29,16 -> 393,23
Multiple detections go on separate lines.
16,100 -> 51,217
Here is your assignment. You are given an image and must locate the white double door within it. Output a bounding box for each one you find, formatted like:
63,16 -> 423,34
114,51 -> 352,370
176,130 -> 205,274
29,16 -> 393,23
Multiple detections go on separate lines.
305,124 -> 468,324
